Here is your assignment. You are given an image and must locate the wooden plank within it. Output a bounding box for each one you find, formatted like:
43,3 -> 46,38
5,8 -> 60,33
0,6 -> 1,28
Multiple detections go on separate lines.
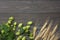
0,0 -> 60,1
0,1 -> 60,13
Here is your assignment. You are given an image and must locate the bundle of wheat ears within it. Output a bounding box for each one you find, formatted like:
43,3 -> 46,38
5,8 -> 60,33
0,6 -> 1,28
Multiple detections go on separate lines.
33,20 -> 59,40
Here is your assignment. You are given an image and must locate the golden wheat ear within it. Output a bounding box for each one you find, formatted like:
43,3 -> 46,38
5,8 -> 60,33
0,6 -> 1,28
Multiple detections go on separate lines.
33,27 -> 37,38
51,24 -> 58,36
53,32 -> 60,40
47,31 -> 51,40
40,19 -> 49,32
47,24 -> 58,40
34,19 -> 49,40
35,28 -> 47,40
42,20 -> 53,39
50,34 -> 55,40
53,35 -> 59,40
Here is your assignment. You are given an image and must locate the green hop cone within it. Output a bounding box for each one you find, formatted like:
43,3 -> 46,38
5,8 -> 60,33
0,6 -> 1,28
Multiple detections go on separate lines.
25,30 -> 29,33
17,35 -> 22,40
29,36 -> 34,40
13,22 -> 17,26
22,36 -> 26,40
13,25 -> 16,28
18,23 -> 23,28
7,20 -> 12,24
30,33 -> 33,37
27,21 -> 33,25
1,30 -> 5,34
23,27 -> 26,30
11,25 -> 13,27
13,27 -> 16,31
6,23 -> 10,27
15,31 -> 20,36
9,16 -> 14,21
26,26 -> 30,29
29,33 -> 34,40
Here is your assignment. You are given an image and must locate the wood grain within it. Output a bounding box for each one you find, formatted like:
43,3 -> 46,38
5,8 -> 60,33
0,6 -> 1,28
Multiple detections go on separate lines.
0,1 -> 60,37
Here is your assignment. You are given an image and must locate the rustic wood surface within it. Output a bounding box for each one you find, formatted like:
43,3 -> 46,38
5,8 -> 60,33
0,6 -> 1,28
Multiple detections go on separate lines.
0,1 -> 60,13
0,1 -> 60,37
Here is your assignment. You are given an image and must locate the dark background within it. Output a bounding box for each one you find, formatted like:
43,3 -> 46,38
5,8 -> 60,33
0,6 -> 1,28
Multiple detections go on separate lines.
0,0 -> 60,38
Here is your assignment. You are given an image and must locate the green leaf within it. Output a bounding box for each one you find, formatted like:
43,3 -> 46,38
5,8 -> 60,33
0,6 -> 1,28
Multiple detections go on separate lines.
1,24 -> 10,33
7,32 -> 15,40
20,28 -> 25,34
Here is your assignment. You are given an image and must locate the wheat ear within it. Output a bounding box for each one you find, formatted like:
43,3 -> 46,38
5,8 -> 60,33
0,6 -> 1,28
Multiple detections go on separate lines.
50,34 -> 55,40
53,35 -> 59,40
40,20 -> 49,32
35,28 -> 47,40
47,31 -> 51,40
33,26 -> 37,38
42,21 -> 53,38
51,24 -> 58,36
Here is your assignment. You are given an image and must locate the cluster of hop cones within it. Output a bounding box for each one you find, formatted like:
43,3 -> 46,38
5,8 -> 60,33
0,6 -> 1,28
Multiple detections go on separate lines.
33,20 -> 59,40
